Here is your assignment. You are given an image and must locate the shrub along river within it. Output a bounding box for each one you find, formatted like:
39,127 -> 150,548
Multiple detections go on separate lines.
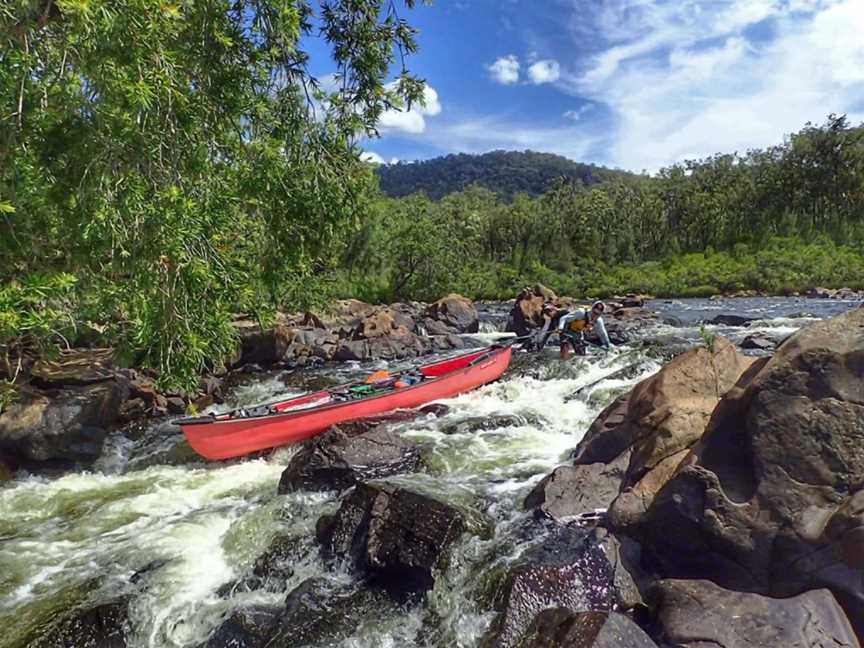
0,297 -> 859,648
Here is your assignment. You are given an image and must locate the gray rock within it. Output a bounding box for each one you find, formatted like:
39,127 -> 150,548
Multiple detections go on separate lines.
278,422 -> 423,493
650,580 -> 860,648
316,482 -> 466,594
0,377 -> 130,468
516,609 -> 657,648
628,309 -> 864,635
524,453 -> 629,522
481,527 -> 615,648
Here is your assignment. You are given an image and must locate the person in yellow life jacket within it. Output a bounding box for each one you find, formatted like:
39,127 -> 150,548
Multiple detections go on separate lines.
533,301 -> 612,359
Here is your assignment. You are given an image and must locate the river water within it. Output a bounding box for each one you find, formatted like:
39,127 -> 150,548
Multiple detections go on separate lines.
0,297 -> 859,648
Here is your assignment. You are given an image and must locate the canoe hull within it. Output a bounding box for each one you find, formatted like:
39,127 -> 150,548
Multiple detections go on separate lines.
181,346 -> 512,460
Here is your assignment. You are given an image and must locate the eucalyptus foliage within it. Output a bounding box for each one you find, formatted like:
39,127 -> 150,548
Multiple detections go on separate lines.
1,0 -> 424,389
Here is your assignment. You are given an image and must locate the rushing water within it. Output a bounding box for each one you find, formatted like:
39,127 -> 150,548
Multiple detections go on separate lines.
0,297 -> 860,648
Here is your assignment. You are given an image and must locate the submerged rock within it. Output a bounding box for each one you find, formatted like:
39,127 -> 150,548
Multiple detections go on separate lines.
316,482 -> 466,595
650,580 -> 860,648
517,609 -> 657,648
205,605 -> 282,648
704,314 -> 757,327
278,421 -> 423,493
33,599 -> 130,648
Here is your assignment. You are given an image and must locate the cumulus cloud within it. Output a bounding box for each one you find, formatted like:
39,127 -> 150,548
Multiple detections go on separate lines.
360,151 -> 386,165
378,85 -> 442,135
565,0 -> 864,171
527,59 -> 561,84
488,55 -> 520,84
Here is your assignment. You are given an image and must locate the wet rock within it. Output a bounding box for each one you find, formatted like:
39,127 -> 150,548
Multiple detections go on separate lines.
0,377 -> 131,469
650,580 -> 860,648
739,332 -> 781,350
129,558 -> 170,585
440,414 -> 535,435
205,605 -> 282,648
704,314 -> 757,327
34,599 -> 130,648
278,578 -> 400,645
165,396 -> 186,415
423,294 -> 479,334
429,333 -> 466,352
507,285 -> 557,336
278,422 -> 423,493
524,452 -> 629,522
317,482 -> 466,594
627,309 -> 864,636
30,348 -> 117,385
516,609 -> 657,648
481,526 -> 615,648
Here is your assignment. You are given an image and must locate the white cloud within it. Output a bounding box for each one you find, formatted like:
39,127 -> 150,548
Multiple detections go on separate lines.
378,85 -> 442,135
565,0 -> 864,171
527,59 -> 561,84
563,105 -> 593,121
488,55 -> 520,84
360,151 -> 385,164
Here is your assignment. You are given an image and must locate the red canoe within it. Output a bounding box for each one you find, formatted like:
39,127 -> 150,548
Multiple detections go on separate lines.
176,345 -> 513,460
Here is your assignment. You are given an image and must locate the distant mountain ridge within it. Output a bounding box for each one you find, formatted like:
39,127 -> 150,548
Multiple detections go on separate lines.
374,150 -> 634,200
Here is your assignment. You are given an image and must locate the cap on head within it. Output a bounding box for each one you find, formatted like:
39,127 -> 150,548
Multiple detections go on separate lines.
591,301 -> 605,314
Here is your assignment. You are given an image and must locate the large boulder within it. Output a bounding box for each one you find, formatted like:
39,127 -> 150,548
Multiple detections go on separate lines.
316,482 -> 466,594
649,580 -> 860,648
423,294 -> 479,335
507,285 -> 557,337
624,309 -> 864,635
278,420 -> 423,493
333,326 -> 431,361
481,527 -> 615,648
0,378 -> 130,469
236,324 -> 293,366
585,338 -> 759,526
516,609 -> 657,648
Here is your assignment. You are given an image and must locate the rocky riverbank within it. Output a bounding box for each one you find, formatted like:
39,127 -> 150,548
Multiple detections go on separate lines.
1,296 -> 861,648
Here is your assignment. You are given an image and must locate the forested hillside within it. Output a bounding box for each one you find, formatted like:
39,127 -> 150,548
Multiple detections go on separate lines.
340,115 -> 864,303
375,150 -> 633,199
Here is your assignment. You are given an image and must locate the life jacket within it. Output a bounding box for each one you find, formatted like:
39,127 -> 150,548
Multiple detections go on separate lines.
567,311 -> 592,333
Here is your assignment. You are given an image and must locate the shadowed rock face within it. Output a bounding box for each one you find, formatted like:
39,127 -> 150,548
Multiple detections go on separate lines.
650,580 -> 861,648
316,482 -> 466,595
481,527 -> 616,648
0,377 -> 130,469
516,609 -> 658,648
622,308 -> 864,636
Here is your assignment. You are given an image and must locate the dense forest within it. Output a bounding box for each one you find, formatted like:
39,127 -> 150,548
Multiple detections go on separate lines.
340,114 -> 864,303
375,150 -> 633,199
2,1 -> 863,395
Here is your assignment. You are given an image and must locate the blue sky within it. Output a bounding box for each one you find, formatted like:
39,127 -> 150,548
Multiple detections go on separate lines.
310,0 -> 864,172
